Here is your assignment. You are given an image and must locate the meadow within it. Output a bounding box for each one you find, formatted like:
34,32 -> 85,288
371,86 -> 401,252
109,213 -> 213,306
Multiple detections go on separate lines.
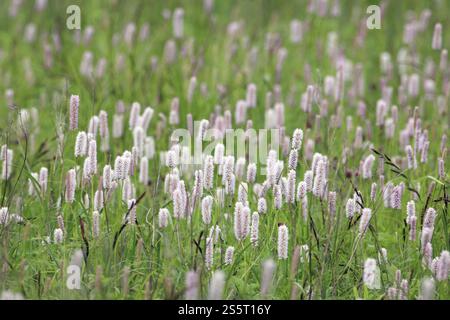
0,0 -> 448,300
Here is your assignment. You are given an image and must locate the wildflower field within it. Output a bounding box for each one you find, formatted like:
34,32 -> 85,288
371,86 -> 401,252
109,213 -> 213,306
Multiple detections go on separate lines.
0,0 -> 448,300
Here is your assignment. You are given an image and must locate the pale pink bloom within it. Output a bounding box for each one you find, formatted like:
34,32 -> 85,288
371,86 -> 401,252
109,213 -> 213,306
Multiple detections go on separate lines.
139,157 -> 148,185
99,110 -> 108,138
409,215 -> 417,241
122,177 -> 133,202
312,159 -> 326,198
74,131 -> 87,157
422,242 -> 433,268
168,98 -> 180,125
234,202 -> 250,241
274,102 -> 285,127
172,8 -> 184,39
354,126 -> 363,149
133,127 -> 145,158
102,165 -> 112,189
363,258 -> 377,289
28,172 -> 38,196
370,183 -> 377,201
1,149 -> 13,180
438,158 -> 445,179
421,141 -> 430,163
440,49 -> 448,71
296,181 -> 307,201
57,214 -> 65,233
158,208 -> 169,228
225,246 -> 235,265
166,150 -> 177,169
88,140 -> 97,175
420,278 -> 435,300
421,227 -> 433,253
237,183 -> 248,204
362,154 -> 375,179
201,196 -> 213,225
207,271 -> 225,300
423,207 -> 437,230
139,107 -> 154,132
205,237 -> 213,270
114,156 -> 125,180
260,259 -> 276,297
250,212 -> 259,247
436,250 -> 450,281
291,128 -> 303,150
0,207 -> 10,225
88,115 -> 100,137
390,185 -> 402,210
39,167 -> 48,194
359,208 -> 372,236
173,187 -> 185,219
286,170 -> 296,204
145,137 -> 155,159
257,197 -> 267,214
235,100 -> 247,125
185,270 -> 199,300
406,200 -> 415,224
246,163 -> 257,183
209,225 -> 221,244
328,191 -> 336,218
113,114 -> 124,138
290,19 -> 302,43
92,210 -> 100,238
405,145 -> 416,169
127,199 -> 137,225
54,228 -> 64,244
192,169 -> 203,201
288,149 -> 298,170
214,143 -> 225,165
203,155 -> 214,190
187,76 -> 197,103
432,23 -> 442,50
83,158 -> 91,182
129,102 -> 141,129
94,190 -> 103,211
304,170 -> 313,191
246,83 -> 257,108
